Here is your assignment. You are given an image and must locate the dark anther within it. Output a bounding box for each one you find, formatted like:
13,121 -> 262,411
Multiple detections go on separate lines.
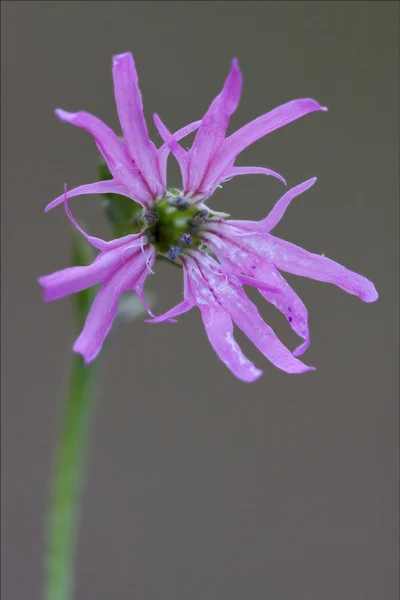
189,210 -> 209,232
143,210 -> 158,225
168,245 -> 181,261
169,196 -> 190,211
180,232 -> 192,246
191,209 -> 209,222
288,316 -> 293,323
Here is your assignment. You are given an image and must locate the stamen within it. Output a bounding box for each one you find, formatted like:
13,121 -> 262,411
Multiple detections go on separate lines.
167,245 -> 181,261
143,210 -> 158,225
191,209 -> 209,222
169,196 -> 190,211
188,209 -> 209,233
180,232 -> 192,246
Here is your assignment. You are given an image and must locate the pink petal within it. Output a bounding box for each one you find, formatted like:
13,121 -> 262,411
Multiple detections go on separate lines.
256,269 -> 310,357
158,119 -> 202,188
40,189 -> 147,302
219,165 -> 287,186
133,250 -> 157,317
187,59 -> 242,195
159,120 -> 202,154
62,184 -> 143,252
208,219 -> 260,233
112,53 -> 164,198
222,287 -> 313,374
249,267 -> 310,357
236,273 -> 280,295
194,254 -> 314,374
154,113 -> 190,191
267,236 -> 379,302
203,233 -> 310,357
199,303 -> 262,383
38,243 -> 141,302
147,267 -> 195,323
259,178 -> 317,231
73,253 -> 150,363
55,109 -> 151,204
203,98 -> 327,191
183,257 -> 262,382
45,180 -> 143,213
146,299 -> 194,323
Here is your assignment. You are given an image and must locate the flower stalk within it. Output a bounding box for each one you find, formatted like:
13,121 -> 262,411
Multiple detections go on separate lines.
44,353 -> 98,600
43,232 -> 99,600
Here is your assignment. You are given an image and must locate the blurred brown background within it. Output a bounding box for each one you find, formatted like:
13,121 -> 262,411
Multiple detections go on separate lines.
1,2 -> 399,599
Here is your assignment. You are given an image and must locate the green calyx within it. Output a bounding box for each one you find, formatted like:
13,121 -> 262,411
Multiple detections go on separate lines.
98,157 -> 208,257
98,158 -> 143,238
147,196 -> 203,255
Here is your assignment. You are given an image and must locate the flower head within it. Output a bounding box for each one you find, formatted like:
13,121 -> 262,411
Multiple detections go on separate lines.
40,52 -> 377,380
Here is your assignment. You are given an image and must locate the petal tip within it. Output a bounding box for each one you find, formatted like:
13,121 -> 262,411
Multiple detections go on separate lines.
234,365 -> 263,383
73,343 -> 92,365
112,51 -> 133,64
363,286 -> 379,303
293,340 -> 310,357
145,317 -> 178,324
300,176 -> 317,192
38,279 -> 54,303
55,108 -> 73,121
247,367 -> 263,383
292,363 -> 315,374
305,99 -> 328,113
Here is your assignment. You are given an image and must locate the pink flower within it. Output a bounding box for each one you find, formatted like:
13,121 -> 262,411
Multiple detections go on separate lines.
148,179 -> 377,382
40,52 -> 377,379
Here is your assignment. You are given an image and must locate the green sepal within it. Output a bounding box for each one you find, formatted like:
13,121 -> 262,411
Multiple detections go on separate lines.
97,158 -> 143,238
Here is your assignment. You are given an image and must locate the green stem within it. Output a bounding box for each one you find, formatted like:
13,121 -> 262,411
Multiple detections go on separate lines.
43,355 -> 98,600
43,354 -> 98,600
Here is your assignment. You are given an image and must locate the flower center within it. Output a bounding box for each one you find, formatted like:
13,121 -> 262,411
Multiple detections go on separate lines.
145,193 -> 207,257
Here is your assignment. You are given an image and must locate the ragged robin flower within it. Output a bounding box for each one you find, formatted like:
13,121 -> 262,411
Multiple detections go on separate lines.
39,52 -> 378,380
